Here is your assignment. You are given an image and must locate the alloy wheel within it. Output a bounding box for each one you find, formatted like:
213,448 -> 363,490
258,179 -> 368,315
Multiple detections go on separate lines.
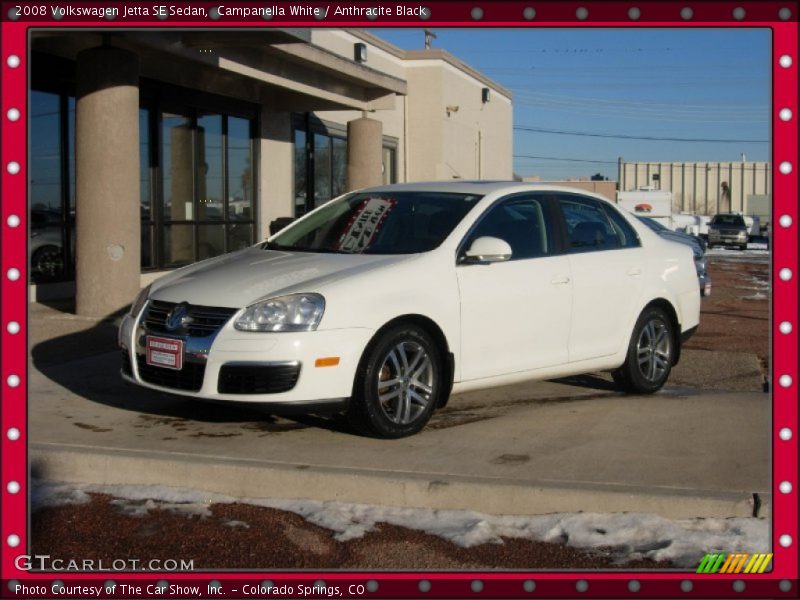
376,341 -> 434,425
636,317 -> 671,383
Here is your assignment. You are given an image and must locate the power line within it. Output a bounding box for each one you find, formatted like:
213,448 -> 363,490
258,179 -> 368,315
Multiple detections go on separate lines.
513,103 -> 766,124
513,91 -> 767,115
514,154 -> 617,164
514,125 -> 768,144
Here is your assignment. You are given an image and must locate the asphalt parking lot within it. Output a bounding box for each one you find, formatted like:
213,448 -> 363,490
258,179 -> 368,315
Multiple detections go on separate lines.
27,252 -> 771,522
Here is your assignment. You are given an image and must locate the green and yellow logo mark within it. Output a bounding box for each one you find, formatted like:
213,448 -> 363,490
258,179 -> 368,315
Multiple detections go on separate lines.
696,552 -> 773,574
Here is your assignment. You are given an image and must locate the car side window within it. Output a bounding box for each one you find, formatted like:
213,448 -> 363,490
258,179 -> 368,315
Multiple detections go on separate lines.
560,197 -> 624,253
464,197 -> 552,260
602,204 -> 641,248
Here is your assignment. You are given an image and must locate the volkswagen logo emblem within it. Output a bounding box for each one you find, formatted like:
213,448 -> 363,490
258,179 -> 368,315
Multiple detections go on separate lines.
165,302 -> 193,332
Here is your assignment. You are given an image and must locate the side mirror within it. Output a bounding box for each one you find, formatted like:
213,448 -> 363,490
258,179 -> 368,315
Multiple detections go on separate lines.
462,236 -> 512,264
269,217 -> 295,235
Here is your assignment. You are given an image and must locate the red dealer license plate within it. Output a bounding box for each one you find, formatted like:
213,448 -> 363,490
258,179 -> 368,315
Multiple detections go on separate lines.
146,336 -> 184,370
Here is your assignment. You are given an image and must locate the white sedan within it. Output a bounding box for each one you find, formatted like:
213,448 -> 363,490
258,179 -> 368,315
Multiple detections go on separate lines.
119,182 -> 701,438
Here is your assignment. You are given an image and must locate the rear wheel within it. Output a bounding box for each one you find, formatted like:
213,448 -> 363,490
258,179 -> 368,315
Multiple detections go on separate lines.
613,306 -> 674,394
348,325 -> 443,438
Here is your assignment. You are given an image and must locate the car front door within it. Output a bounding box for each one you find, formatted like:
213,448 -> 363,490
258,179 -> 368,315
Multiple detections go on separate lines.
555,194 -> 645,363
456,194 -> 572,382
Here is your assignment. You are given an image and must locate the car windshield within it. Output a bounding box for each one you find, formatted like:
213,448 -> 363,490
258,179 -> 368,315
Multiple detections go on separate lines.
711,214 -> 745,226
265,191 -> 483,254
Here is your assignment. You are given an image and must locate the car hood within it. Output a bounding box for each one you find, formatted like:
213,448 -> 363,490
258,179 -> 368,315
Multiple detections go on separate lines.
149,247 -> 411,308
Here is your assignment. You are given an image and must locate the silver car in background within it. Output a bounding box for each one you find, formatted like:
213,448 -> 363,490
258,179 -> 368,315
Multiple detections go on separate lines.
637,216 -> 711,297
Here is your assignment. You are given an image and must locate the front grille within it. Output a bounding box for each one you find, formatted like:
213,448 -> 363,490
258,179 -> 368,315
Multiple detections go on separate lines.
143,300 -> 238,337
218,363 -> 301,394
121,349 -> 133,376
136,355 -> 206,392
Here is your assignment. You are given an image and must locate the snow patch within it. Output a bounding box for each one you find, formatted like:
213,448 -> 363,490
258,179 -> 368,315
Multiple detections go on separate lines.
741,292 -> 767,301
32,482 -> 91,508
32,481 -> 769,568
706,246 -> 769,257
224,520 -> 250,529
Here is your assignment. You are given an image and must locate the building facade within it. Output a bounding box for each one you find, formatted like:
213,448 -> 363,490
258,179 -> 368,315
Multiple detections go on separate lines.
618,159 -> 770,216
29,29 -> 512,315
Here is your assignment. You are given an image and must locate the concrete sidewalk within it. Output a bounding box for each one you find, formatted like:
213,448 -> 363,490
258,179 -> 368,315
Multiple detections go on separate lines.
30,346 -> 771,519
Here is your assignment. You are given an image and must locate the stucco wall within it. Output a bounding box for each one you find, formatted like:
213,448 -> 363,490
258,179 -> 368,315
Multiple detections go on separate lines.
406,60 -> 512,182
619,161 -> 771,214
260,110 -> 294,236
310,30 -> 407,80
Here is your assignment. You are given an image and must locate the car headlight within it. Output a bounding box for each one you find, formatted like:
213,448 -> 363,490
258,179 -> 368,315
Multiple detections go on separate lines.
129,284 -> 152,317
234,293 -> 325,332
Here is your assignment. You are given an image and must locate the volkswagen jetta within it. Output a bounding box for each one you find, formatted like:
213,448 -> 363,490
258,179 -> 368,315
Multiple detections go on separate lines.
120,182 -> 701,438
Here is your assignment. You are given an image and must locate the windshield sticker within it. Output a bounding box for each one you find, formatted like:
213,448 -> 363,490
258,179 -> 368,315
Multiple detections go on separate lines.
336,197 -> 397,253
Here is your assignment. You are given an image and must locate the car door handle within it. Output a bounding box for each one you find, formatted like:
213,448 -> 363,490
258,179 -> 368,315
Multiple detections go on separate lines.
551,275 -> 571,285
627,267 -> 642,276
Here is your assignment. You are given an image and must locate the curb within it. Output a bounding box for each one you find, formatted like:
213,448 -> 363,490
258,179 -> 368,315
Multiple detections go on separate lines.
31,443 -> 768,520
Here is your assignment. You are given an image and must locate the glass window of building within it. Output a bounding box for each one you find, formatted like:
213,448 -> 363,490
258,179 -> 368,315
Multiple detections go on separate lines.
313,133 -> 333,208
382,145 -> 397,185
293,117 -> 396,217
30,91 -> 70,283
227,117 -> 254,251
159,110 -> 256,268
140,108 -> 154,269
293,129 -> 308,216
331,137 -> 347,198
29,85 -> 256,280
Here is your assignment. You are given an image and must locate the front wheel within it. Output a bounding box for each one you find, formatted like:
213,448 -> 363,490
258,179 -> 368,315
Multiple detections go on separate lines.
348,325 -> 444,438
612,306 -> 675,394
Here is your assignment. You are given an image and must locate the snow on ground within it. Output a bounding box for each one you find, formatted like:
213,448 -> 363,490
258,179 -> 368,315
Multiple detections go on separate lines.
33,481 -> 769,568
706,244 -> 769,257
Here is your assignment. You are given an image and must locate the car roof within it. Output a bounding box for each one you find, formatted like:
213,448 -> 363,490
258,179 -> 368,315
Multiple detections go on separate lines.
355,180 -> 614,202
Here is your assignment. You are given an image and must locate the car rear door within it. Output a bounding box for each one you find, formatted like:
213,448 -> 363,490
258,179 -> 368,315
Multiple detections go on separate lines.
456,194 -> 572,381
555,194 -> 645,363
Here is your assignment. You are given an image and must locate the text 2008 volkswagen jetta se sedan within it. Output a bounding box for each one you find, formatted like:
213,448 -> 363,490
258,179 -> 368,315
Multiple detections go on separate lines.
120,182 -> 701,438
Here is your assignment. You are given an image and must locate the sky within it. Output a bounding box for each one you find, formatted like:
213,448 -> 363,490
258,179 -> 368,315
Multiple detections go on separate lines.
370,28 -> 771,181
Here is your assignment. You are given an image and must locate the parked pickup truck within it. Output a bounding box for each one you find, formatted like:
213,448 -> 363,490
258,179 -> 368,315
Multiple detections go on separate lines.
708,213 -> 749,250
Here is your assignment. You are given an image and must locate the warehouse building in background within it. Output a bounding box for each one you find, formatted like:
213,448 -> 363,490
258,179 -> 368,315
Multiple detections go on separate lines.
29,29 -> 512,315
617,159 -> 771,216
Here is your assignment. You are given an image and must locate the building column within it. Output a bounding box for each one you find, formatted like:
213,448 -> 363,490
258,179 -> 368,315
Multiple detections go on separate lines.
75,46 -> 140,317
346,117 -> 382,191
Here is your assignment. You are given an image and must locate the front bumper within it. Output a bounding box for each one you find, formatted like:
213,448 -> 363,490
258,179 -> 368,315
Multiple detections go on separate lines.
119,312 -> 374,404
709,231 -> 748,246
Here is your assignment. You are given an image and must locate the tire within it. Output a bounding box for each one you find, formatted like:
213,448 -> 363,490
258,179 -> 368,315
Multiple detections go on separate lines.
739,244 -> 748,251
347,324 -> 444,438
31,245 -> 64,281
612,306 -> 675,394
